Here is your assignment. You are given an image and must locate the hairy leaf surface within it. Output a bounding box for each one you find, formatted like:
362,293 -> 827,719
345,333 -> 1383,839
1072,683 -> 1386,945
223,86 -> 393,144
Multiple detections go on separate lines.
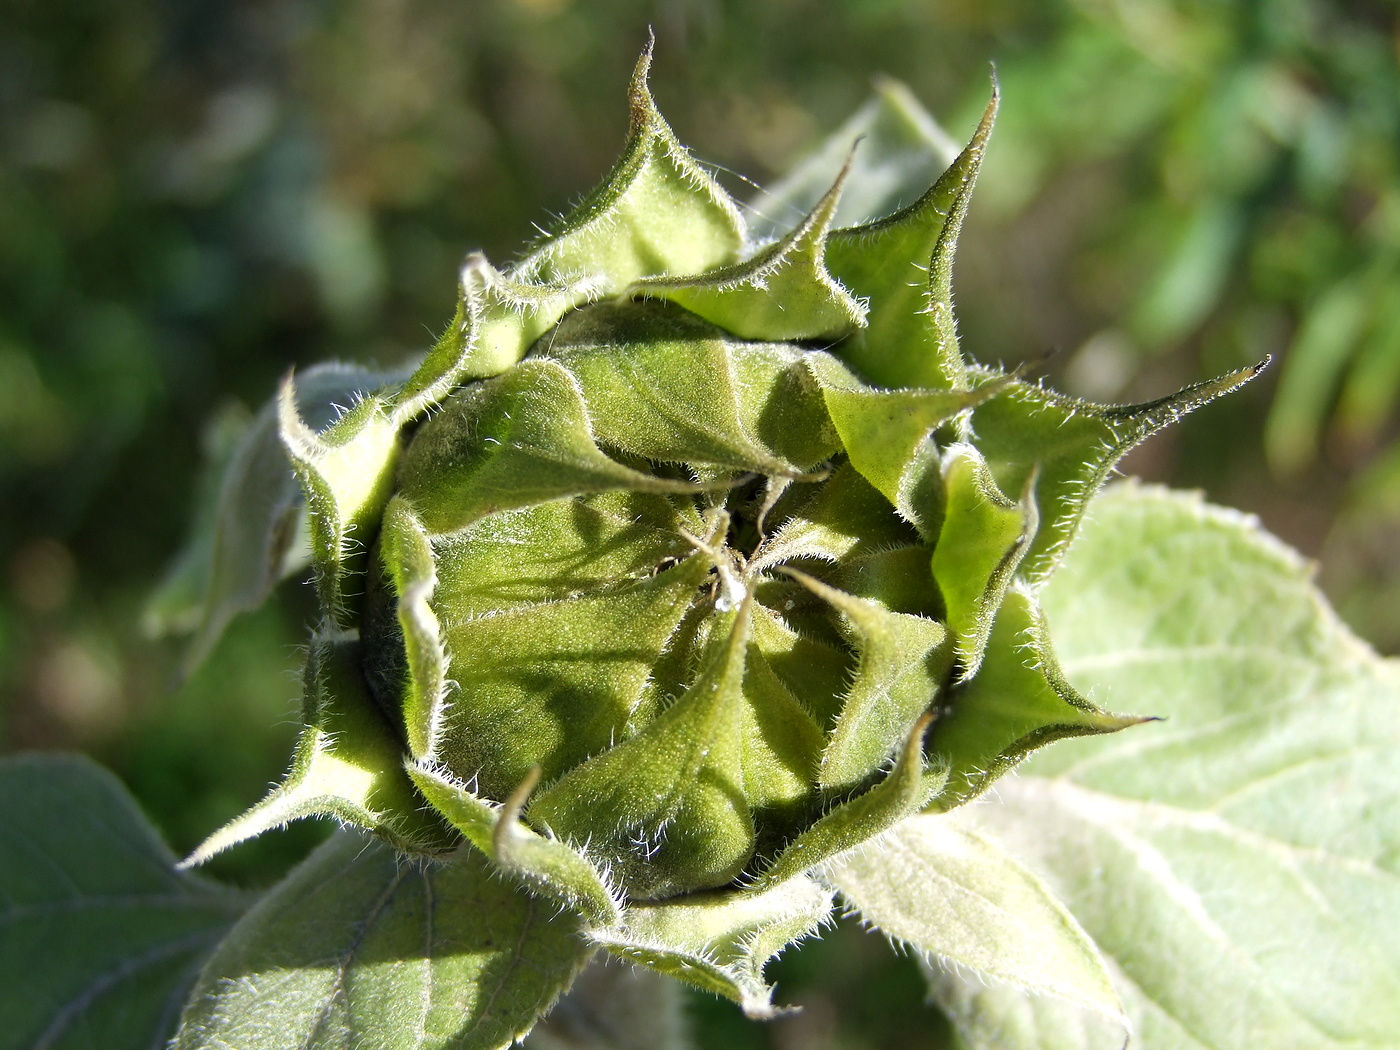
174,832 -> 593,1050
822,815 -> 1124,1034
945,483 -> 1400,1049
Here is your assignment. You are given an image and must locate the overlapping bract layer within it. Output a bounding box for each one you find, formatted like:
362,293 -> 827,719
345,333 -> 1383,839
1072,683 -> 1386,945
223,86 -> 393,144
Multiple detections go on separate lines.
165,46 -> 1260,1016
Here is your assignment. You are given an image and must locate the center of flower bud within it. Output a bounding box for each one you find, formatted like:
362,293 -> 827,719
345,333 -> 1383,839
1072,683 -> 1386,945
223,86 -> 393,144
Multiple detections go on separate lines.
357,299 -> 956,899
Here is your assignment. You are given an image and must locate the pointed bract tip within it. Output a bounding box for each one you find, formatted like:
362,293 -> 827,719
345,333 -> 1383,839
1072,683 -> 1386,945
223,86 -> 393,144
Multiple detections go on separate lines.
493,765 -> 542,859
911,710 -> 936,743
741,997 -> 792,1022
1200,356 -> 1272,401
458,250 -> 489,289
827,139 -> 860,205
276,370 -> 319,461
973,83 -> 999,144
628,33 -> 657,130
793,141 -> 859,246
504,765 -> 543,824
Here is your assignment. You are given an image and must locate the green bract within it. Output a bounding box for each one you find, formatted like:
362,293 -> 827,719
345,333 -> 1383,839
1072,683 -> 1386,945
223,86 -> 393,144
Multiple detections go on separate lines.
161,47 -> 1260,1018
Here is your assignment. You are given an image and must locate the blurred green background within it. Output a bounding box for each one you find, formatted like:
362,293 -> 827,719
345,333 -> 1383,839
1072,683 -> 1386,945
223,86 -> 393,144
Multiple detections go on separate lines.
2,0 -> 1397,1045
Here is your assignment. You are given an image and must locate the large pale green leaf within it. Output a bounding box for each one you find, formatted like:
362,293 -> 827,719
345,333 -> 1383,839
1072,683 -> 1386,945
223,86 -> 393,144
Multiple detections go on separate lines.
0,753 -> 251,1050
921,962 -> 1128,1050
175,832 -> 593,1050
952,483 -> 1400,1049
821,813 -> 1124,1037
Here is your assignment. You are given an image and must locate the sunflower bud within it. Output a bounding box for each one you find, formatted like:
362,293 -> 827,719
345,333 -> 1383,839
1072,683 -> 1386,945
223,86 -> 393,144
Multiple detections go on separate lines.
166,42 -> 1260,1013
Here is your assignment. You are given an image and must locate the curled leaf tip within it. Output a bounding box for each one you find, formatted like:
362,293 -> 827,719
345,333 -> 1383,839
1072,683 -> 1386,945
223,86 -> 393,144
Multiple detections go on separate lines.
628,35 -> 658,130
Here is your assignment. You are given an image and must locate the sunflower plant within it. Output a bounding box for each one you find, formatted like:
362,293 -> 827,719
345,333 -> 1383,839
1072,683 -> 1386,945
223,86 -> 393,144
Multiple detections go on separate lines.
4,44 -> 1399,1050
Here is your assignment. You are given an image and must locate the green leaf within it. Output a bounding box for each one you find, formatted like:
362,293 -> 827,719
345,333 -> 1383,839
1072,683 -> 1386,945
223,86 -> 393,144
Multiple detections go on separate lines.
807,351 -> 992,535
750,458 -> 921,571
782,569 -> 952,792
634,158 -> 865,342
175,831 -> 593,1050
965,360 -> 1265,578
827,91 -> 998,391
279,374 -> 403,623
957,483 -> 1400,1049
424,489 -> 699,621
186,634 -> 450,866
391,38 -> 750,399
0,753 -> 251,1050
921,961 -> 1128,1050
822,813 -> 1123,1034
745,77 -> 962,242
396,359 -> 702,536
931,443 -> 1038,678
151,363 -> 402,675
421,552 -> 712,802
528,599 -> 759,900
541,301 -> 838,474
513,43 -> 744,292
372,497 -> 449,761
754,713 -> 943,889
393,255 -> 594,414
143,402 -> 259,639
593,875 -> 832,1020
406,763 -> 621,929
927,585 -> 1146,810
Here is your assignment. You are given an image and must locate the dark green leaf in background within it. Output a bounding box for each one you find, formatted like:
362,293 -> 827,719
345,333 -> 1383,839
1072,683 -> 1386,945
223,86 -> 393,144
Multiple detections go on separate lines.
0,753 -> 252,1050
144,363 -> 409,676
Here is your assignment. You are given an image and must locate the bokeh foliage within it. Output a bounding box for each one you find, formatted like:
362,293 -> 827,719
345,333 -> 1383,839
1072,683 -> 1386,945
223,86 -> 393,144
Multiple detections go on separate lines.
1,0 -> 1397,1044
